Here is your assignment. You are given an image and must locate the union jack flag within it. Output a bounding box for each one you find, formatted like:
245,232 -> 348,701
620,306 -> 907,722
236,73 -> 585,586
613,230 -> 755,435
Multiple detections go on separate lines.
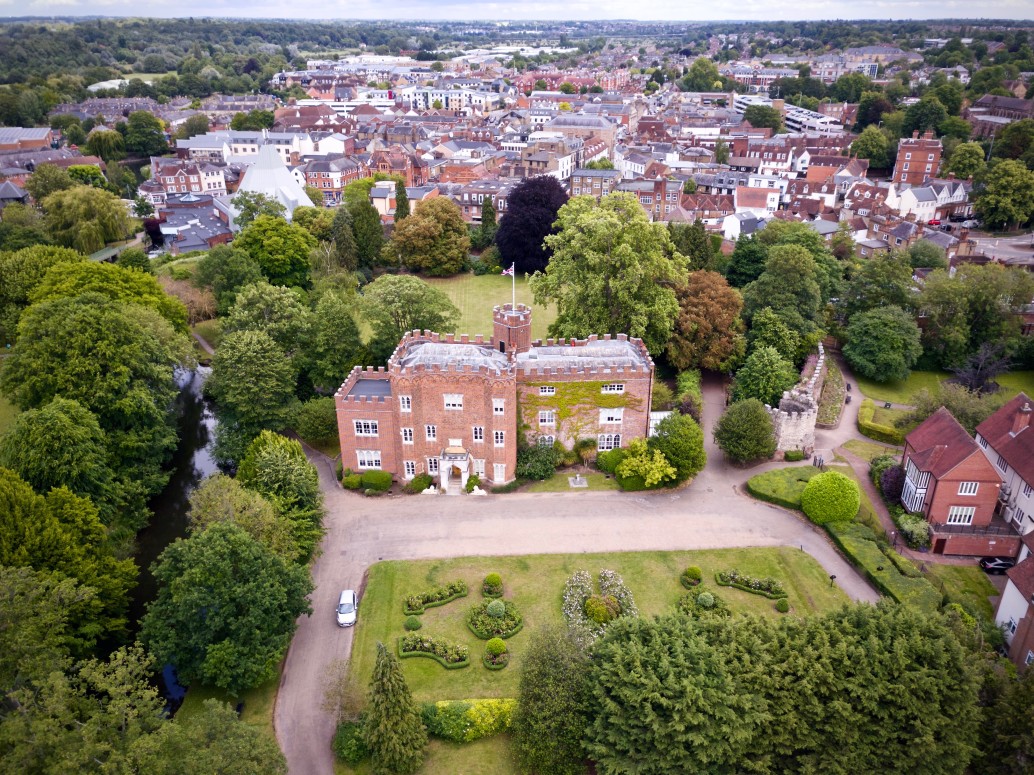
501,264 -> 515,276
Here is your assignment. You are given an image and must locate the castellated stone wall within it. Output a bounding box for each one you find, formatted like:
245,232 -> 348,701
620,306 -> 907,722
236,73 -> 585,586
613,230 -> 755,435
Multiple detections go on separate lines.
765,343 -> 823,453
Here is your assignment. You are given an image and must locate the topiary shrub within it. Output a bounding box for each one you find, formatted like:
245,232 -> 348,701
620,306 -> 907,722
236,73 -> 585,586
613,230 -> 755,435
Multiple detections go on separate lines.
361,470 -> 392,492
775,598 -> 790,613
342,473 -> 363,490
801,470 -> 860,524
485,637 -> 507,657
464,473 -> 481,493
482,573 -> 503,598
696,591 -> 715,608
403,473 -> 434,494
680,566 -> 702,588
584,594 -> 620,624
404,615 -> 422,631
676,586 -> 730,619
332,720 -> 369,765
486,599 -> 506,618
880,466 -> 906,502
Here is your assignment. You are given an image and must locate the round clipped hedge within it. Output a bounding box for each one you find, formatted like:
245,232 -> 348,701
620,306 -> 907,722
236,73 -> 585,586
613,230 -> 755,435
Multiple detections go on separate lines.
775,598 -> 790,613
800,470 -> 860,525
403,615 -> 422,631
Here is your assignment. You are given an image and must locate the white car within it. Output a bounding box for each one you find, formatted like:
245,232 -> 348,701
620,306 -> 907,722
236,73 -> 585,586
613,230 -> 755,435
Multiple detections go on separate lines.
336,589 -> 358,627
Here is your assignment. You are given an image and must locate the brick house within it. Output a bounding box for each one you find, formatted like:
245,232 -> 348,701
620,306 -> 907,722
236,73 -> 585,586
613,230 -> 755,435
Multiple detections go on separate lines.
892,130 -> 942,187
335,304 -> 654,492
901,407 -> 1010,556
976,393 -> 1034,536
994,545 -> 1034,672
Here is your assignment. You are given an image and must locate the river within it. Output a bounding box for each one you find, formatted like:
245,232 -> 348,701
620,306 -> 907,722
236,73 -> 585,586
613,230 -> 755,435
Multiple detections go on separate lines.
127,366 -> 219,629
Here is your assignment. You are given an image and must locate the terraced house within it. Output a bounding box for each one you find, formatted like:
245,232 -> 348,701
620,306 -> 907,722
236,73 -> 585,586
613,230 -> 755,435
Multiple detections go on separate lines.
335,305 -> 654,492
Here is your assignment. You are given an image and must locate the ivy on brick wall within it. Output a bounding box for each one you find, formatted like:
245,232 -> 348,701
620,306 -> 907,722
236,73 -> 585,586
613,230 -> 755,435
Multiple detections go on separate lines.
518,381 -> 643,443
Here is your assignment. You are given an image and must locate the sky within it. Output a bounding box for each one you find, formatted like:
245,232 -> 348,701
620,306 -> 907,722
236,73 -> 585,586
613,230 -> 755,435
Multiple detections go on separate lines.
1,0 -> 1032,22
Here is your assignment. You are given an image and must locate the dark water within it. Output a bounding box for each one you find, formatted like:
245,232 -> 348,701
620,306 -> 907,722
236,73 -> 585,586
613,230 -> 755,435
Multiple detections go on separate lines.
127,367 -> 219,629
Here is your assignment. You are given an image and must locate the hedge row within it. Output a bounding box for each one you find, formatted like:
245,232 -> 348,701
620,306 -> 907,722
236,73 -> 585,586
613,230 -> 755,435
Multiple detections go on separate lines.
715,572 -> 788,599
398,634 -> 470,669
403,580 -> 468,615
420,698 -> 516,743
825,521 -> 941,612
857,399 -> 906,446
745,467 -> 820,511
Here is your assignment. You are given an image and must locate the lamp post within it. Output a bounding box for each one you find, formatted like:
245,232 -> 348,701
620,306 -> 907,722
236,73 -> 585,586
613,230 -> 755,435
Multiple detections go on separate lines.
829,574 -> 837,588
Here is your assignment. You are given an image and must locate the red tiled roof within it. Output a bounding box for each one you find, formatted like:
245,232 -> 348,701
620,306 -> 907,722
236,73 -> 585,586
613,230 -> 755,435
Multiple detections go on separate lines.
1006,555 -> 1034,601
905,406 -> 989,478
976,392 -> 1034,484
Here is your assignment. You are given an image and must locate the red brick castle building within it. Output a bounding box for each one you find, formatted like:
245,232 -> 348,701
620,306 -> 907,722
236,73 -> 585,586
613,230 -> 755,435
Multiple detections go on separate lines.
334,304 -> 655,492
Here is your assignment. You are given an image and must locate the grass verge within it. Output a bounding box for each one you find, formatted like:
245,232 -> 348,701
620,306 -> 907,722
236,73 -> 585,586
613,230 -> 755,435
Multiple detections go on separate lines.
349,549 -> 850,703
177,673 -> 279,742
852,370 -> 949,405
524,471 -> 619,492
923,563 -> 998,620
841,439 -> 901,462
425,274 -> 555,340
335,734 -> 519,775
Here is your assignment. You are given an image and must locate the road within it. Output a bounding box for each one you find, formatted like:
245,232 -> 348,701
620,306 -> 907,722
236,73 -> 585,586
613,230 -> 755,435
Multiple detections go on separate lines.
967,230 -> 1034,264
273,372 -> 879,775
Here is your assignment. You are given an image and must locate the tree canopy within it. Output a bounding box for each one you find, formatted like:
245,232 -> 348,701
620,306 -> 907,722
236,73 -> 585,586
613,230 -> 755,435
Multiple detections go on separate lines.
666,270 -> 745,372
41,186 -> 130,253
531,192 -> 687,354
234,214 -> 316,288
363,642 -> 427,775
843,306 -> 923,383
495,175 -> 569,274
0,244 -> 84,345
141,521 -> 312,694
361,274 -> 460,364
382,196 -> 469,276
732,345 -> 799,406
713,399 -> 776,463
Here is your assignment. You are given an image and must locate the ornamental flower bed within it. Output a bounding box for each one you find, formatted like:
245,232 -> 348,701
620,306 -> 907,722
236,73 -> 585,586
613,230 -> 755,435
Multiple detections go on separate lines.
715,569 -> 787,599
467,600 -> 523,639
403,579 -> 468,615
398,633 -> 469,669
562,569 -> 638,648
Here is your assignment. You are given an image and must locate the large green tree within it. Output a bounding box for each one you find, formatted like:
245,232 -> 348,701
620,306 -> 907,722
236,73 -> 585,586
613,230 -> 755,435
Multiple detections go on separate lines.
231,192 -> 288,229
361,274 -> 460,363
531,192 -> 687,354
124,110 -> 168,156
383,196 -> 470,276
713,399 -> 776,463
194,245 -> 264,315
732,345 -> 799,406
666,270 -> 745,372
850,125 -> 892,168
667,220 -> 719,272
724,234 -> 768,288
510,627 -> 589,775
41,186 -> 131,253
741,244 -> 823,335
648,411 -> 706,485
84,129 -> 125,162
234,214 -> 316,287
363,643 -> 427,775
141,522 -> 312,694
747,307 -> 801,365
975,159 -> 1034,230
0,244 -> 84,344
308,289 -> 364,392
223,280 -> 313,358
23,163 -> 76,202
943,142 -> 986,180
327,205 -> 358,271
743,104 -> 783,132
346,195 -> 385,269
842,250 -> 915,319
843,306 -> 923,382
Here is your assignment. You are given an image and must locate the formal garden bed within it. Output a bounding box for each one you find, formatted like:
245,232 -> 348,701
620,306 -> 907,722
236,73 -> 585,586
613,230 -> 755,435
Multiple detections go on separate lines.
715,570 -> 787,599
398,633 -> 470,669
481,573 -> 503,598
817,358 -> 845,427
676,585 -> 731,618
561,569 -> 639,647
403,580 -> 468,615
467,599 -> 523,639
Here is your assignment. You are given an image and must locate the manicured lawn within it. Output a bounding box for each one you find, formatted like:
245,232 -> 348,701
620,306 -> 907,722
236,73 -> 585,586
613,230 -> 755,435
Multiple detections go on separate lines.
842,439 -> 901,462
0,389 -> 19,436
176,674 -> 279,743
923,563 -> 998,620
336,734 -> 518,775
871,404 -> 909,427
524,471 -> 619,492
425,274 -> 555,341
348,549 -> 850,704
853,370 -> 949,405
191,319 -> 223,350
855,369 -> 1034,405
746,466 -> 821,510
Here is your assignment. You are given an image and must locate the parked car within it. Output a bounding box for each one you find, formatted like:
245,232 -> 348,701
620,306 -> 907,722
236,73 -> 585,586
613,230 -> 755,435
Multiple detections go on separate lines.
962,219 -> 982,229
978,556 -> 1017,574
336,589 -> 358,627
927,219 -> 941,226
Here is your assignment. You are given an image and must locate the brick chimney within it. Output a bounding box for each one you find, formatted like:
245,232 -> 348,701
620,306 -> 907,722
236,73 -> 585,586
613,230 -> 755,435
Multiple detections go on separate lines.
1011,402 -> 1032,436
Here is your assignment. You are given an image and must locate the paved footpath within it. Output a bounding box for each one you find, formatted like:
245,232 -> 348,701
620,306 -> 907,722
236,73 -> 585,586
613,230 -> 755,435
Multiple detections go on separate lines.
273,372 -> 879,775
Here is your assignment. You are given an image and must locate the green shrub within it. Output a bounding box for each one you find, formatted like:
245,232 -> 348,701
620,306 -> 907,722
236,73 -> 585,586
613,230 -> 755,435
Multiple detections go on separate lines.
896,513 -> 931,550
651,380 -> 675,410
675,585 -> 730,619
584,594 -> 620,624
486,599 -> 506,618
801,470 -> 860,524
403,473 -> 434,494
421,698 -> 516,743
485,637 -> 507,657
484,572 -> 502,587
335,460 -> 343,481
784,449 -> 805,462
516,443 -> 560,480
676,369 -> 703,404
361,470 -> 392,491
684,566 -> 702,581
696,591 -> 715,608
332,720 -> 369,764
294,396 -> 338,445
869,454 -> 898,487
574,437 -> 598,464
482,573 -> 503,598
398,633 -> 469,667
775,598 -> 790,613
404,615 -> 422,631
596,448 -> 628,474
403,580 -> 468,614
342,473 -> 363,490
467,600 -> 523,639
746,466 -> 821,510
464,473 -> 481,493
716,569 -> 787,598
858,399 -> 906,445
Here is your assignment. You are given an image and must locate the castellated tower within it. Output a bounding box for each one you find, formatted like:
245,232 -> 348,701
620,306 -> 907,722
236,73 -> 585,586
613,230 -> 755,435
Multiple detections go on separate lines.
493,303 -> 532,356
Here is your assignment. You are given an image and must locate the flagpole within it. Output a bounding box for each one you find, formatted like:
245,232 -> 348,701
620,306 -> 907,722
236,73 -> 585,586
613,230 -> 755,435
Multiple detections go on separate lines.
511,263 -> 515,310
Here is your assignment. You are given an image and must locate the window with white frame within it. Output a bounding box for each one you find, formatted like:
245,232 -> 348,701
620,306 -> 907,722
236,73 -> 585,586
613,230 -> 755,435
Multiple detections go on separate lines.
426,425 -> 437,441
539,410 -> 556,425
946,505 -> 975,525
957,482 -> 979,496
601,383 -> 625,394
399,395 -> 412,412
538,435 -> 555,446
996,454 -> 1009,473
598,433 -> 621,451
493,463 -> 506,481
354,420 -> 379,437
444,393 -> 463,410
493,398 -> 505,415
473,458 -> 485,476
1009,617 -> 1018,634
539,385 -> 555,396
1024,483 -> 1033,499
600,408 -> 623,424
403,461 -> 416,478
427,457 -> 439,474
494,430 -> 505,447
1027,651 -> 1034,667
401,428 -> 414,444
472,426 -> 484,442
356,450 -> 381,469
